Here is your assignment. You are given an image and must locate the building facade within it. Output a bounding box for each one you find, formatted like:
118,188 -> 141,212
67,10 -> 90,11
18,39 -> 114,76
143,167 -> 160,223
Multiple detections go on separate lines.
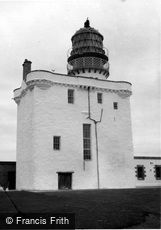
1,156 -> 161,190
13,20 -> 160,190
134,157 -> 161,187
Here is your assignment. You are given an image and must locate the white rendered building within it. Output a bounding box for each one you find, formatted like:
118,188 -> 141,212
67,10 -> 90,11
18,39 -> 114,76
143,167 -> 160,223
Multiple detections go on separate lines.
14,20 -> 135,190
134,156 -> 161,187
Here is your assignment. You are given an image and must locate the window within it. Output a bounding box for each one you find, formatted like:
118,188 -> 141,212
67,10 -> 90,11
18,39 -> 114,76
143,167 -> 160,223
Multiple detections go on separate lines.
83,124 -> 91,160
68,89 -> 74,104
136,165 -> 145,180
97,93 -> 102,104
113,102 -> 118,110
155,165 -> 161,180
53,136 -> 60,150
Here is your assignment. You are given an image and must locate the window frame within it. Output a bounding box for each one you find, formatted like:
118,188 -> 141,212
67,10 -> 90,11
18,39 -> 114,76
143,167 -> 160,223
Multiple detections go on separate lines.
53,136 -> 61,150
68,89 -> 74,104
154,165 -> 161,180
135,165 -> 146,180
97,92 -> 103,104
113,102 -> 118,110
83,124 -> 91,160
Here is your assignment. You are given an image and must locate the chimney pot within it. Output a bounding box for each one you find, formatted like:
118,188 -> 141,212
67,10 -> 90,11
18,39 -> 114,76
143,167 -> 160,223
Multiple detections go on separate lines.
23,59 -> 32,81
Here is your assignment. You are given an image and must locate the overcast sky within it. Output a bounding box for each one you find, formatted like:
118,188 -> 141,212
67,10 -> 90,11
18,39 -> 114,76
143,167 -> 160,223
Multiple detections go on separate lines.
0,0 -> 160,161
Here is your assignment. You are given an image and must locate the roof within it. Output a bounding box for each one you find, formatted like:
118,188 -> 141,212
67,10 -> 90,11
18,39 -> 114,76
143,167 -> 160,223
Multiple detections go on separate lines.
134,156 -> 161,160
0,161 -> 16,165
72,27 -> 103,41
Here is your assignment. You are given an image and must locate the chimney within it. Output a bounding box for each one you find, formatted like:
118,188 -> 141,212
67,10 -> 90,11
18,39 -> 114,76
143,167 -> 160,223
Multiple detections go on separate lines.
23,59 -> 32,81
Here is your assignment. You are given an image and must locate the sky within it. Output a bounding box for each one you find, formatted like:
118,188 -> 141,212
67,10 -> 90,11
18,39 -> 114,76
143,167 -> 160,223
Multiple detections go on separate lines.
0,0 -> 160,161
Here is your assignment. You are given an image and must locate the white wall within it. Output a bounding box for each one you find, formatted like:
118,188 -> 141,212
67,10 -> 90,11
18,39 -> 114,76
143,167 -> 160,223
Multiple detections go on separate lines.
14,71 -> 135,190
134,158 -> 161,187
16,88 -> 36,189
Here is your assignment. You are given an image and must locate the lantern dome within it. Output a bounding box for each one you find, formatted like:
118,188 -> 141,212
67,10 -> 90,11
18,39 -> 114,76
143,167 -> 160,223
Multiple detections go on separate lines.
67,19 -> 109,78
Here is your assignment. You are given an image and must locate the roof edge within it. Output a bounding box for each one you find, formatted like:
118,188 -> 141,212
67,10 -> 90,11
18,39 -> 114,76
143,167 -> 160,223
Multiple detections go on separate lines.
27,70 -> 132,85
134,156 -> 161,160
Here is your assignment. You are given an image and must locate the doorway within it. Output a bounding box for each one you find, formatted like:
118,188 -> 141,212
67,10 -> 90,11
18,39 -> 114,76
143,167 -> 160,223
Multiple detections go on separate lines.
58,172 -> 72,190
8,171 -> 16,190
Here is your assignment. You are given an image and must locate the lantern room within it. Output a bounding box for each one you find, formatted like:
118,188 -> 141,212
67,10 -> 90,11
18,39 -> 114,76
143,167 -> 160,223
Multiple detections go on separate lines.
67,19 -> 109,78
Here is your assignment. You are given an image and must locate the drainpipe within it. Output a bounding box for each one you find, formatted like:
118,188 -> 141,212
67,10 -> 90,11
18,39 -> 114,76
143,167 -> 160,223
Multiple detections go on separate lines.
94,121 -> 100,189
87,86 -> 103,189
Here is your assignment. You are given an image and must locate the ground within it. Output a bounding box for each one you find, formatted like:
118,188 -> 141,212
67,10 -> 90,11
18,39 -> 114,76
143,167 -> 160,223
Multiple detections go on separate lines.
0,188 -> 160,229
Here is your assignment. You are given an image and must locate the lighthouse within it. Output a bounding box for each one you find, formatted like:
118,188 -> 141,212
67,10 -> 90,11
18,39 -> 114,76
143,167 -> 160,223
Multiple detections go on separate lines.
67,19 -> 109,79
14,20 -> 135,190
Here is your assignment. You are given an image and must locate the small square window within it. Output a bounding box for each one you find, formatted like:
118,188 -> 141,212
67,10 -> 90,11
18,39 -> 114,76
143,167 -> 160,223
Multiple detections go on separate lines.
155,165 -> 161,180
68,89 -> 74,104
53,136 -> 60,150
113,102 -> 118,110
97,93 -> 102,104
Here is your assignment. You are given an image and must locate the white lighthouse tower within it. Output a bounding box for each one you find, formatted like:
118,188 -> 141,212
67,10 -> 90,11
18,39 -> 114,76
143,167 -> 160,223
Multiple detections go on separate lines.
14,20 -> 135,190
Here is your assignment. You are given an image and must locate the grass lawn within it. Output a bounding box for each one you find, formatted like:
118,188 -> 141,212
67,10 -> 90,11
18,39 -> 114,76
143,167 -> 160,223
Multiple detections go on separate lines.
0,188 -> 160,229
